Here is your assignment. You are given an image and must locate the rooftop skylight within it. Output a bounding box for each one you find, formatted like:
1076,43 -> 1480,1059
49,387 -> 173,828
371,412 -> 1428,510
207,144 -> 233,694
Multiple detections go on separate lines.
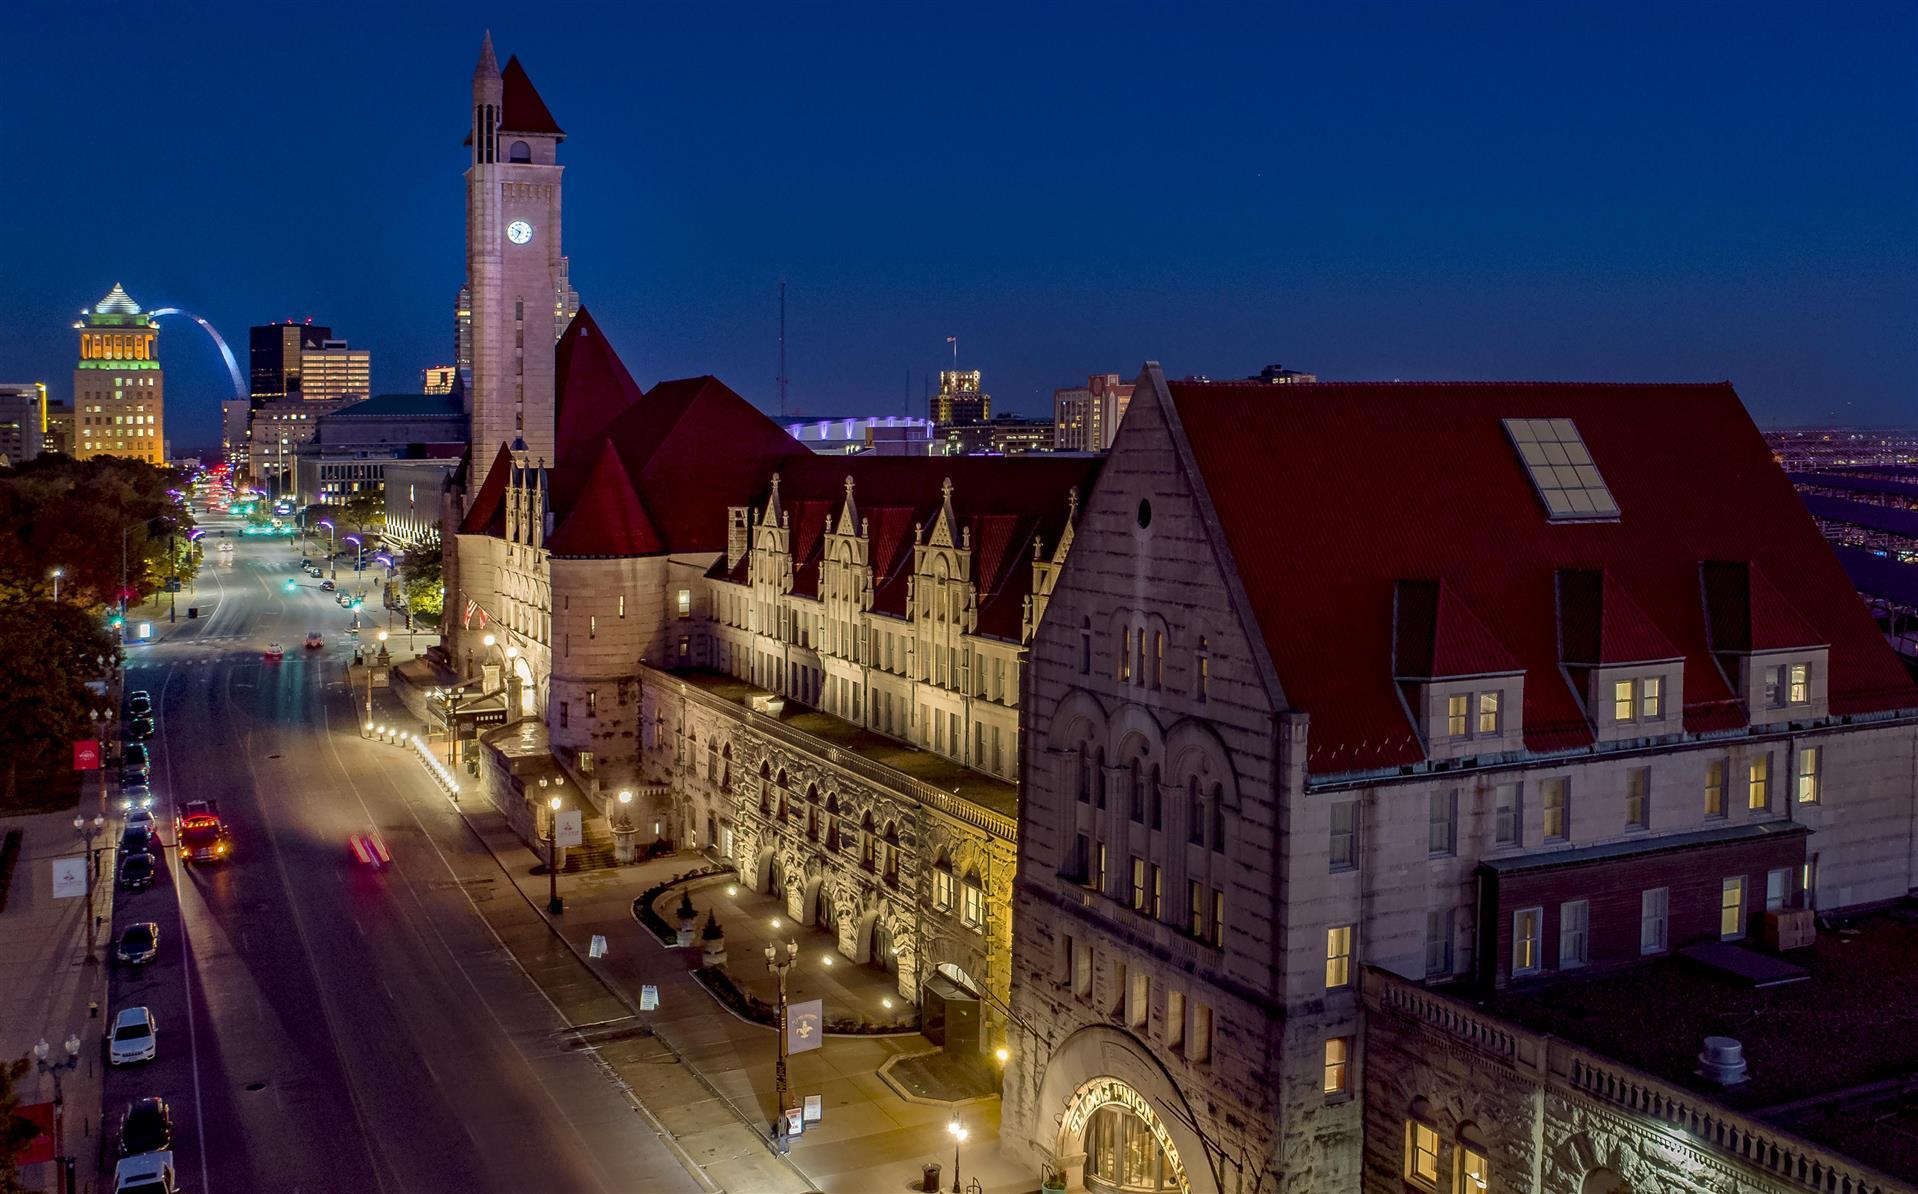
1503,417 -> 1619,521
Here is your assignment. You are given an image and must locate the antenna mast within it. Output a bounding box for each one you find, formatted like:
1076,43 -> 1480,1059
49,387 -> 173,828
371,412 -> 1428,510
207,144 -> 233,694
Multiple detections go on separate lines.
777,279 -> 788,418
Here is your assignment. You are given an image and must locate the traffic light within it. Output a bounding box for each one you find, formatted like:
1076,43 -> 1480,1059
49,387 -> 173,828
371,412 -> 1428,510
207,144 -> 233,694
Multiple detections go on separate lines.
108,614 -> 124,629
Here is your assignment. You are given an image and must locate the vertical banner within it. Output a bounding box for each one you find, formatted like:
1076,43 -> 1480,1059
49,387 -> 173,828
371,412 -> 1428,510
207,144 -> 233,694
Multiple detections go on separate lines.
73,740 -> 101,771
787,998 -> 824,1054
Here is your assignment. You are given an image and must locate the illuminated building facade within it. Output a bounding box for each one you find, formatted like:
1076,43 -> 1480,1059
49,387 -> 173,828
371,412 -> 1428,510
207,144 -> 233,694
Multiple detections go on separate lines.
298,339 -> 372,404
249,322 -> 331,400
424,365 -> 458,395
930,369 -> 991,426
1053,373 -> 1135,453
71,284 -> 165,465
0,383 -> 43,465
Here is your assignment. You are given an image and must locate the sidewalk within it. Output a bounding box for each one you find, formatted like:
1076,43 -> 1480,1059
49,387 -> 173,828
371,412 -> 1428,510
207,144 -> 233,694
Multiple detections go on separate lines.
0,810 -> 115,1194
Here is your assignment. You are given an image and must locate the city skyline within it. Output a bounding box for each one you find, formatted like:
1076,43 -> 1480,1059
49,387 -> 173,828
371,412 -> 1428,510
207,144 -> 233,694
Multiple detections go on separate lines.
4,2 -> 1915,456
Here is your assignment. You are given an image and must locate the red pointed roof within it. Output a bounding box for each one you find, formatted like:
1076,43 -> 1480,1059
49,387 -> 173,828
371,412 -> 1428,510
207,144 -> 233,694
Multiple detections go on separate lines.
1394,579 -> 1520,678
1558,569 -> 1683,664
553,308 -> 643,473
457,443 -> 515,536
1701,560 -> 1826,653
547,442 -> 662,557
500,55 -> 563,136
1166,379 -> 1918,776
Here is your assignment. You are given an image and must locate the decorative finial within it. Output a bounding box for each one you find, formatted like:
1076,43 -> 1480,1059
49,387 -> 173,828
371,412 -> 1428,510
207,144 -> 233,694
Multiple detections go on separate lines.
941,477 -> 954,502
1067,485 -> 1079,521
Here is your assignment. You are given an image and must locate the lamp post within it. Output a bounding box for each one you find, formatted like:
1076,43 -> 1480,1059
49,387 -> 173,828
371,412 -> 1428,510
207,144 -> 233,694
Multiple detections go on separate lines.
33,1033 -> 82,1194
374,554 -> 396,629
539,781 -> 565,915
763,937 -> 799,1143
72,814 -> 105,963
614,788 -> 636,864
87,703 -> 116,818
947,1115 -> 968,1194
50,566 -> 63,602
319,519 -> 335,579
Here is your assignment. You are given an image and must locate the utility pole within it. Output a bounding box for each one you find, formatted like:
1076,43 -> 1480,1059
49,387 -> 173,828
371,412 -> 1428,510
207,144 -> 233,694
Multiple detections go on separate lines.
777,279 -> 788,418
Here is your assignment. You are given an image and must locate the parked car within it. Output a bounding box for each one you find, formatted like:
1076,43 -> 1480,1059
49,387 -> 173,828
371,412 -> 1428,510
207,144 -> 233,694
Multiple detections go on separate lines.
121,743 -> 151,773
108,1007 -> 157,1066
305,631 -> 324,649
300,557 -> 313,568
119,823 -> 154,854
126,716 -> 155,741
121,788 -> 154,813
320,579 -> 336,592
119,766 -> 151,791
116,923 -> 160,966
118,852 -> 156,890
113,1150 -> 176,1193
118,1096 -> 172,1155
125,691 -> 153,717
123,807 -> 155,837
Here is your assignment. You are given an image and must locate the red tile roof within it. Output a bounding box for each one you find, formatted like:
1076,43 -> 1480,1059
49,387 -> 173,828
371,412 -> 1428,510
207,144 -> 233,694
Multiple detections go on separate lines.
548,441 -> 662,557
1558,568 -> 1682,665
1167,379 -> 1918,776
1701,559 -> 1826,653
457,443 -> 515,537
500,55 -> 563,137
1393,579 -> 1519,678
552,307 -> 643,498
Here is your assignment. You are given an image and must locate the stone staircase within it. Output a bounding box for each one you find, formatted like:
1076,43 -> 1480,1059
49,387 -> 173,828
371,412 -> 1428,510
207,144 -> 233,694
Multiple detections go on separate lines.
562,814 -> 618,872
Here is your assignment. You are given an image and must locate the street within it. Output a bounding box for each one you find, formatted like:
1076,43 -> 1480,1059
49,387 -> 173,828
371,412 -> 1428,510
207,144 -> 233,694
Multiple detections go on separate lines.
101,522 -> 703,1194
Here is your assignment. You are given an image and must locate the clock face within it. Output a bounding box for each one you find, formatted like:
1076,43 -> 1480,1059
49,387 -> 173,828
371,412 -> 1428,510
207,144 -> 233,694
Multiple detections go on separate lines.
506,220 -> 533,245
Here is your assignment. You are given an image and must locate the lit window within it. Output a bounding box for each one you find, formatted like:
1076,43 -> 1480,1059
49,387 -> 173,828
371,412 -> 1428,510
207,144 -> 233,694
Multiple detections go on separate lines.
1641,887 -> 1668,954
1502,416 -> 1619,520
1130,856 -> 1148,913
1118,627 -> 1132,682
1624,767 -> 1649,830
1641,675 -> 1663,719
1789,662 -> 1810,705
1457,1146 -> 1489,1191
1322,1037 -> 1352,1095
1612,678 -> 1634,722
1704,758 -> 1727,817
1559,899 -> 1589,968
1446,693 -> 1468,737
1766,867 -> 1790,913
1748,754 -> 1770,811
1405,1120 -> 1441,1189
1188,880 -> 1204,938
1325,925 -> 1353,989
1796,747 -> 1820,804
1512,906 -> 1542,976
1210,889 -> 1225,948
1721,876 -> 1746,940
618,594 -> 626,618
961,878 -> 984,930
1476,690 -> 1500,734
1541,778 -> 1568,842
932,867 -> 954,911
677,588 -> 691,618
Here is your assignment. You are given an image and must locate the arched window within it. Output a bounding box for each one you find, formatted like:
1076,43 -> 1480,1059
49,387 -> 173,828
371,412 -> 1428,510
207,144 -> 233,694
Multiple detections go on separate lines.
960,868 -> 985,930
1093,748 -> 1107,809
707,739 -> 719,782
1212,782 -> 1226,853
1149,765 -> 1162,830
1079,617 -> 1092,674
806,785 -> 819,841
825,795 -> 841,851
1076,743 -> 1091,804
883,822 -> 900,886
1128,758 -> 1145,823
721,743 -> 732,791
508,139 -> 531,162
860,813 -> 876,870
1187,777 -> 1205,846
932,851 -> 955,911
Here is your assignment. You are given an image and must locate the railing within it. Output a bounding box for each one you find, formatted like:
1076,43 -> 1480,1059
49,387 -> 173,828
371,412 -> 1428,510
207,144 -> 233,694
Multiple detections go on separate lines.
1365,968 -> 1903,1194
657,669 -> 1018,842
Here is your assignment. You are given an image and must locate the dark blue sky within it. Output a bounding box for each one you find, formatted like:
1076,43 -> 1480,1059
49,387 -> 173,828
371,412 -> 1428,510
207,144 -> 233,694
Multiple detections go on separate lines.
4,2 -> 1914,454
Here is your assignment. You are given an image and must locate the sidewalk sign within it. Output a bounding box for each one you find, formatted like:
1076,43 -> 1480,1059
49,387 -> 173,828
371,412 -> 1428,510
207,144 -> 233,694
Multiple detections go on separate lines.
784,1108 -> 803,1137
640,984 -> 659,1011
51,857 -> 86,899
555,809 -> 583,848
588,934 -> 607,958
803,1094 -> 823,1123
787,998 -> 824,1054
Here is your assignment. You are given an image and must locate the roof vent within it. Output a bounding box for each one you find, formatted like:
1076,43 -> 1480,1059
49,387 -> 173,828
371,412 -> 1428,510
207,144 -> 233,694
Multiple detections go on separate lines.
1697,1036 -> 1748,1086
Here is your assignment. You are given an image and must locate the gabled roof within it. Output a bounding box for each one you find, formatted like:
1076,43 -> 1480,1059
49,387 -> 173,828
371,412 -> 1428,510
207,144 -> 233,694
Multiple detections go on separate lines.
547,442 -> 662,557
552,308 -> 643,474
1701,560 -> 1826,654
500,55 -> 563,137
1557,568 -> 1683,665
457,443 -> 515,536
1393,579 -> 1519,678
1165,379 -> 1918,776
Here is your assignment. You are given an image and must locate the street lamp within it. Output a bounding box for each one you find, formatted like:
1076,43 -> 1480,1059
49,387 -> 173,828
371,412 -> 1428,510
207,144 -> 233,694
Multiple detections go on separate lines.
72,814 -> 105,963
87,703 -> 116,817
763,937 -> 799,1144
540,779 -> 565,915
947,1114 -> 969,1194
318,519 -> 335,578
50,566 -> 63,602
33,1033 -> 83,1194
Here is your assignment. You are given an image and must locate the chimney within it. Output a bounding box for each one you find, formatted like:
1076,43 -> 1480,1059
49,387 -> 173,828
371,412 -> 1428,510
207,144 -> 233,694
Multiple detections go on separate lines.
1696,1037 -> 1748,1086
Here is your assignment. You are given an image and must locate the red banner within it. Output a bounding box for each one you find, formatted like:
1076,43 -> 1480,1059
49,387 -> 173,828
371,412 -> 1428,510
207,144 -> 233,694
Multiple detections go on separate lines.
15,1100 -> 53,1165
73,740 -> 101,771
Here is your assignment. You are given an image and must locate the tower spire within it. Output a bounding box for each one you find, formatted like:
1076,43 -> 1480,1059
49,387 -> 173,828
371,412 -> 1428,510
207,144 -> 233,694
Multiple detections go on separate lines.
475,30 -> 499,79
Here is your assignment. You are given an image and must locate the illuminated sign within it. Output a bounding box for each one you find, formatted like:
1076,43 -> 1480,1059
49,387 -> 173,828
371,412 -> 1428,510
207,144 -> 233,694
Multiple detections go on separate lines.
1062,1078 -> 1189,1193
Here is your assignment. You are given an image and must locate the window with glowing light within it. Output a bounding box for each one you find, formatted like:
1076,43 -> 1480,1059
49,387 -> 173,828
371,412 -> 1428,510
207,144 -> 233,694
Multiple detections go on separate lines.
1082,1103 -> 1179,1193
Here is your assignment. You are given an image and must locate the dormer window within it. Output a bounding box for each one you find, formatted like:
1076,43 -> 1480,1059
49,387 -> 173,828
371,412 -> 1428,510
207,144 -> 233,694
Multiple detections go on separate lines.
1477,691 -> 1500,735
1766,662 -> 1811,708
1445,689 -> 1503,740
1609,676 -> 1664,724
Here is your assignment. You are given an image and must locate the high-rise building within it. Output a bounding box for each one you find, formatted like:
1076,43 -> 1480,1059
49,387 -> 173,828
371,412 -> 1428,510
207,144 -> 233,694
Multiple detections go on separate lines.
0,383 -> 44,465
298,339 -> 371,403
929,369 -> 990,426
454,285 -> 473,393
462,34 -> 578,494
423,365 -> 458,395
249,321 -> 332,400
1053,372 -> 1135,452
71,284 -> 165,465
220,398 -> 252,473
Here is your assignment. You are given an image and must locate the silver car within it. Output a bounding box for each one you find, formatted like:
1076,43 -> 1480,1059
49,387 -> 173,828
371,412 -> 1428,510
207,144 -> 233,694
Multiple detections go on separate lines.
109,1007 -> 157,1066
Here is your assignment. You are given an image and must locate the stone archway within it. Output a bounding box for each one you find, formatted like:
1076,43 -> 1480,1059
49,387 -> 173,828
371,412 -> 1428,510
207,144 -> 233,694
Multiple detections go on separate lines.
1033,1025 -> 1220,1194
512,657 -> 535,718
1581,1170 -> 1632,1194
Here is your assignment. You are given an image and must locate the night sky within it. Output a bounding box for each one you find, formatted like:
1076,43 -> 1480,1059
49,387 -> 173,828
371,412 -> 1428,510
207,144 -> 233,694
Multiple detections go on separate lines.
4,2 -> 1913,455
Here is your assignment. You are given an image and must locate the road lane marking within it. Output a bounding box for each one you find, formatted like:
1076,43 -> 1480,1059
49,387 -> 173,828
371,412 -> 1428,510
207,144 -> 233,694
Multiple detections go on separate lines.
148,662 -> 210,1194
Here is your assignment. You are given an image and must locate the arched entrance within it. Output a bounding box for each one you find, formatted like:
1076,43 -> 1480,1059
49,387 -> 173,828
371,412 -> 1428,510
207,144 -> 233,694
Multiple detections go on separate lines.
1581,1171 -> 1632,1194
755,849 -> 780,897
1060,1078 -> 1190,1194
936,961 -> 981,996
512,657 -> 535,718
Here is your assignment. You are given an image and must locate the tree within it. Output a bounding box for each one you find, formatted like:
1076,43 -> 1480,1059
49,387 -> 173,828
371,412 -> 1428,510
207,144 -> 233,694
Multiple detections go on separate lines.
0,1053 -> 43,1192
0,600 -> 117,806
397,544 -> 443,622
342,490 -> 385,538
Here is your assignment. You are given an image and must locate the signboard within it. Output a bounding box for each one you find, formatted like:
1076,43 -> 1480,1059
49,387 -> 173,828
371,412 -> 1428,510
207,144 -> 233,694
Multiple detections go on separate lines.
555,809 -> 583,848
135,622 -> 153,641
589,934 -> 608,958
640,984 -> 659,1011
73,740 -> 101,771
784,1108 -> 803,1137
787,998 -> 824,1054
803,1094 -> 823,1123
51,857 -> 86,899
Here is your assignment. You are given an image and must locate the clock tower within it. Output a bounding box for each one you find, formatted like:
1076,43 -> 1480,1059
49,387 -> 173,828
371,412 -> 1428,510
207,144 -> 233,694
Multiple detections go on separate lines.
465,32 -> 578,495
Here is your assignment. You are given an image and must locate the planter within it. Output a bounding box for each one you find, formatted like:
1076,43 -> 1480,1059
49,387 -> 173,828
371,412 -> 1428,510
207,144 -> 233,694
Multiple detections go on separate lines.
701,938 -> 727,968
